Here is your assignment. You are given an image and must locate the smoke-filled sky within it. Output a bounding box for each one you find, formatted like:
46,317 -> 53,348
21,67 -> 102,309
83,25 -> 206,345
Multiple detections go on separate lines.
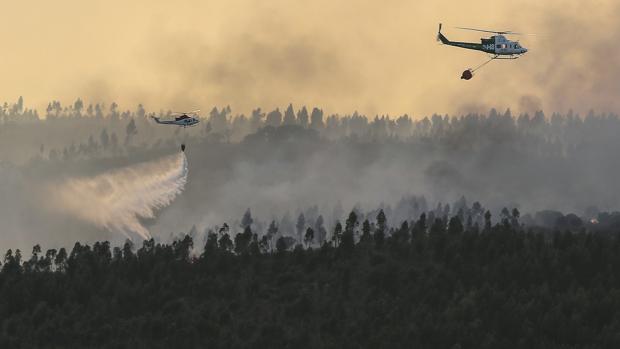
2,0 -> 618,116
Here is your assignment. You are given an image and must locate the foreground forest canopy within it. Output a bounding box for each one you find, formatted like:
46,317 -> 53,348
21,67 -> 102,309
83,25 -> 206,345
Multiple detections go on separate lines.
2,209 -> 620,348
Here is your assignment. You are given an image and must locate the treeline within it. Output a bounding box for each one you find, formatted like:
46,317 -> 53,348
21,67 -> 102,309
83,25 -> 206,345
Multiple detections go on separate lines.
3,209 -> 620,348
4,96 -> 620,163
190,200 -> 616,255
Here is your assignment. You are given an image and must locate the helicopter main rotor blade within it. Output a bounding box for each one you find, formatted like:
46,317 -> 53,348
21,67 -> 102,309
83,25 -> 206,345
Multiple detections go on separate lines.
455,26 -> 512,34
504,32 -> 538,36
172,109 -> 201,115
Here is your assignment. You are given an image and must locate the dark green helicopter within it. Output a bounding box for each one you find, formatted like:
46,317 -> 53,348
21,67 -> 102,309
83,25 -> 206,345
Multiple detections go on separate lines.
437,23 -> 528,80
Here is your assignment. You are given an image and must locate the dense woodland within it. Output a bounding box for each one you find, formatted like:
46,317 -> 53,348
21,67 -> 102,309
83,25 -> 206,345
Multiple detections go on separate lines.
3,98 -> 620,347
3,209 -> 620,348
3,97 -> 620,246
3,96 -> 620,164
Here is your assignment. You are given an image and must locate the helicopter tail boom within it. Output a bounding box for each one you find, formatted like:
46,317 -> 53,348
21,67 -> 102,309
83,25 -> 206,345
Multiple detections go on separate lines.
151,116 -> 175,125
437,23 -> 487,53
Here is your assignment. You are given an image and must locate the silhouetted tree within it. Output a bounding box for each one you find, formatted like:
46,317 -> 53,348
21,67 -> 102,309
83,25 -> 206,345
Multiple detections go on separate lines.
125,118 -> 138,145
310,107 -> 324,128
315,215 -> 327,245
484,210 -> 492,232
203,231 -> 219,256
392,221 -> 410,244
266,220 -> 278,251
447,216 -> 463,235
250,108 -> 265,131
332,221 -> 343,247
259,235 -> 270,253
304,227 -> 314,248
234,226 -> 253,254
241,208 -> 253,229
283,104 -> 296,125
218,233 -> 233,252
511,208 -> 521,228
265,108 -> 282,127
374,209 -> 386,248
296,213 -> 306,244
360,219 -> 372,244
275,236 -> 288,253
55,248 -> 67,272
297,106 -> 309,127
500,207 -> 511,227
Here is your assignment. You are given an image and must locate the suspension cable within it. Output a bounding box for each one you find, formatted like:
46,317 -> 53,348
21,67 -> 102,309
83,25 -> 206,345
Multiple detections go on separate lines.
471,55 -> 497,73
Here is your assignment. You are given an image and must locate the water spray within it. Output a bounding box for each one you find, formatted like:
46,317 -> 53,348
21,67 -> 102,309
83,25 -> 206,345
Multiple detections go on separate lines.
51,152 -> 188,240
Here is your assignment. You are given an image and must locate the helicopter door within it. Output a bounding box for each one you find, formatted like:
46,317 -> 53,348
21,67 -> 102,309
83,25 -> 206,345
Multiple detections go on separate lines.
496,43 -> 508,54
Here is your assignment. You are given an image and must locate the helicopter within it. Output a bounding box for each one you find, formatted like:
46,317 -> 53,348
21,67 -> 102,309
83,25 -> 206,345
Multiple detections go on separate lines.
151,110 -> 200,127
437,23 -> 528,80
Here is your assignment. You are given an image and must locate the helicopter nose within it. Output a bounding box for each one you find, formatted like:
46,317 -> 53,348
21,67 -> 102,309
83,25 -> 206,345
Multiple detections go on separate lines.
523,48 -> 528,53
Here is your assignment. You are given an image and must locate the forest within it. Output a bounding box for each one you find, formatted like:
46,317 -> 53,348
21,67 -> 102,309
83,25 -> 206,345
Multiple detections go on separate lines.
3,97 -> 620,251
3,98 -> 620,347
3,209 -> 620,348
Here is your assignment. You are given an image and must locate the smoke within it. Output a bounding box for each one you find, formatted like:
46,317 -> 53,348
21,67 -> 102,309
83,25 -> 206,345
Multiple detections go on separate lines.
4,0 -> 620,117
510,2 -> 620,114
518,95 -> 543,114
50,152 -> 188,240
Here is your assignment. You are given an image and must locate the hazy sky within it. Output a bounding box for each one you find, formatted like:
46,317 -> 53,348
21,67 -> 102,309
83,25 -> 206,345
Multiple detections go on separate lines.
1,0 -> 617,116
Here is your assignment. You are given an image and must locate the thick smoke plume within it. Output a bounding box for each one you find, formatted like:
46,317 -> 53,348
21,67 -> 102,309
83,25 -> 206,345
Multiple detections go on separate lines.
51,153 -> 188,240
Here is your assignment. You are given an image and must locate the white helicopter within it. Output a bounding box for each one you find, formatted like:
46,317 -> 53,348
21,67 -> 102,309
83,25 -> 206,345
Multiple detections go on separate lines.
437,23 -> 528,80
151,110 -> 200,127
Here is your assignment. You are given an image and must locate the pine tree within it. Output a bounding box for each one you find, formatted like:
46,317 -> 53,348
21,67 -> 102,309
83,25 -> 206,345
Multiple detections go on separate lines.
283,104 -> 296,125
332,222 -> 343,247
360,219 -> 372,244
296,213 -> 306,244
304,227 -> 315,248
241,208 -> 254,229
374,210 -> 387,247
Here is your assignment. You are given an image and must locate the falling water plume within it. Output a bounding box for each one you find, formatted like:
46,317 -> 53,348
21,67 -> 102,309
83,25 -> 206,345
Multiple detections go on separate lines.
52,152 -> 188,240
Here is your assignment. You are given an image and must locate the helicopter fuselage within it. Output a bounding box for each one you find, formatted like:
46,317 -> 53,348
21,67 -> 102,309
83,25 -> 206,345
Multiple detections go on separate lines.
438,29 -> 527,56
151,115 -> 200,127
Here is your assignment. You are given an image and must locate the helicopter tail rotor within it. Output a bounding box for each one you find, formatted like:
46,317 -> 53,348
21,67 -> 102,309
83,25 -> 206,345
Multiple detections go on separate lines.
437,23 -> 450,44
